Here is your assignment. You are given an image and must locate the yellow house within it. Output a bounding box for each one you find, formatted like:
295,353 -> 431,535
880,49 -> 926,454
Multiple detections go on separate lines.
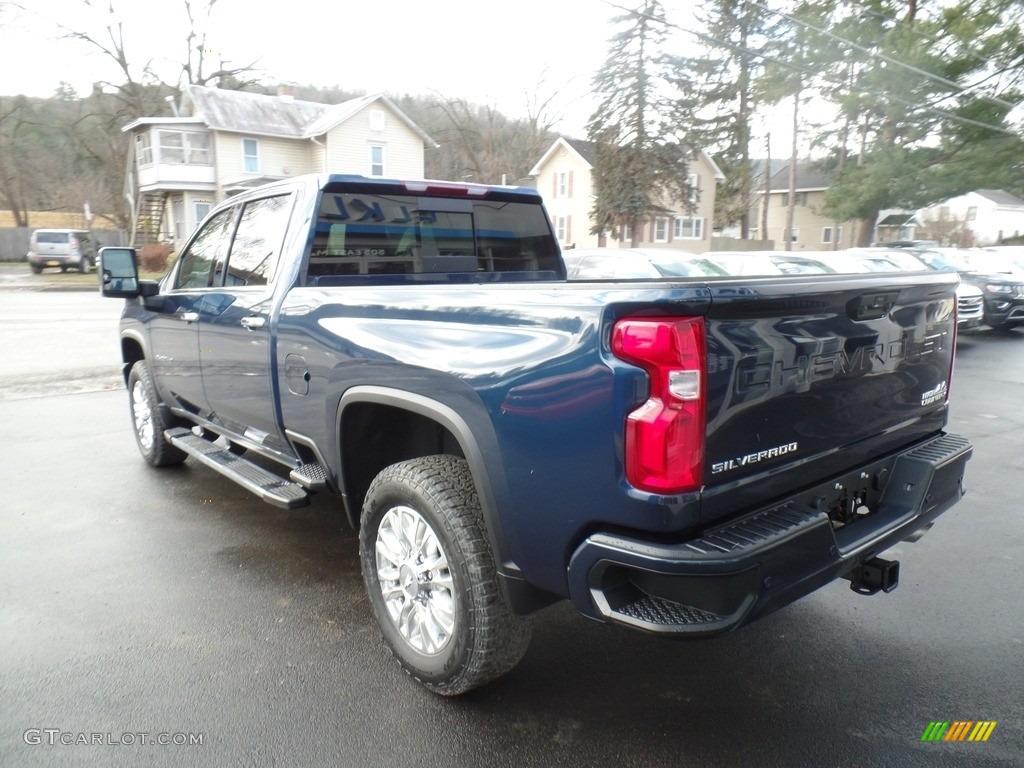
753,163 -> 860,250
122,85 -> 437,248
529,138 -> 723,253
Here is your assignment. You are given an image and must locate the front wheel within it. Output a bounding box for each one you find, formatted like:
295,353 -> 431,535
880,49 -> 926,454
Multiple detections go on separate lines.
127,360 -> 187,467
359,455 -> 531,696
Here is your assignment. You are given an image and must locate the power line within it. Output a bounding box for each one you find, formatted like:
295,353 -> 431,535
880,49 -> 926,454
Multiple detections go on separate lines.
859,8 -> 1019,77
596,0 -> 1021,139
744,0 -> 1018,111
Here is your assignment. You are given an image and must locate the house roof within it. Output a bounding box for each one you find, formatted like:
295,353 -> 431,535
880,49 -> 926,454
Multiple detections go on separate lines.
974,189 -> 1024,207
877,212 -> 922,227
176,85 -> 437,146
527,137 -> 592,176
767,163 -> 831,192
528,136 -> 724,180
120,116 -> 207,132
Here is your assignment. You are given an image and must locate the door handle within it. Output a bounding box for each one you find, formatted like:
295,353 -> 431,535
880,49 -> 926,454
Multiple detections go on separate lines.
240,316 -> 267,331
181,311 -> 199,323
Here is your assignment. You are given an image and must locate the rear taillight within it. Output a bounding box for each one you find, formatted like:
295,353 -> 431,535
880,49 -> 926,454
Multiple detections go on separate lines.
612,316 -> 706,494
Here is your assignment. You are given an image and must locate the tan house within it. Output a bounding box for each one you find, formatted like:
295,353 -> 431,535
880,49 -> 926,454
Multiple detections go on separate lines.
528,138 -> 724,253
122,85 -> 437,248
753,164 -> 859,250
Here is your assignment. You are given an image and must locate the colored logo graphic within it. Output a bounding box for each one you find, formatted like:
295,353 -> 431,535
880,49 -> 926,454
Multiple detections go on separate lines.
921,721 -> 997,742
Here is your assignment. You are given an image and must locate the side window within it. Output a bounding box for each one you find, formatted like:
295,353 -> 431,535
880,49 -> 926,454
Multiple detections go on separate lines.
222,195 -> 291,287
173,207 -> 236,289
242,139 -> 260,173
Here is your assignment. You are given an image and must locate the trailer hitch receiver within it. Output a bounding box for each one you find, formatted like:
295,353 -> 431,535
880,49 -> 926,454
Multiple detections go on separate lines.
847,557 -> 900,595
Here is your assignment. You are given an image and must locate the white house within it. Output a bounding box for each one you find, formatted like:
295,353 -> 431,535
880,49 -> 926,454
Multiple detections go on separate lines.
528,137 -> 723,253
122,85 -> 437,248
919,190 -> 1024,246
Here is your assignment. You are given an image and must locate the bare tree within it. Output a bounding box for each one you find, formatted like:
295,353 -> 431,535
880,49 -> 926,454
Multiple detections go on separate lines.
403,92 -> 558,184
7,0 -> 261,226
180,0 -> 262,89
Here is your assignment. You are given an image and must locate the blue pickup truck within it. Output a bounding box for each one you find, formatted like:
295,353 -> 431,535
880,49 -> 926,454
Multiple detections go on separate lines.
100,174 -> 972,695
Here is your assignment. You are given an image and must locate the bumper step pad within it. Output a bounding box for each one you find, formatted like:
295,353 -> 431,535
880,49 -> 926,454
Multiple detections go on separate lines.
569,432 -> 972,636
618,595 -> 721,626
165,428 -> 310,509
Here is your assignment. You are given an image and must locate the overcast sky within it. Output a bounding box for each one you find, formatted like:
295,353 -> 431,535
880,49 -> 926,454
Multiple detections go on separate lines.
0,0 -> 634,135
1,0 -> 799,146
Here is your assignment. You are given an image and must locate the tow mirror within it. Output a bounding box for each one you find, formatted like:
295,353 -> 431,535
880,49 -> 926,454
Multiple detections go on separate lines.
99,247 -> 159,298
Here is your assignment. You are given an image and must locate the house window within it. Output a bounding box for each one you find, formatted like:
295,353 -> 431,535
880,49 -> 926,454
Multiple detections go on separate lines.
369,145 -> 385,176
688,173 -> 699,206
154,131 -> 211,165
556,172 -> 572,198
194,200 -> 212,226
966,206 -> 977,221
781,192 -> 809,207
654,217 -> 669,242
822,226 -> 842,244
369,109 -> 386,132
135,133 -> 153,166
160,131 -> 184,163
242,139 -> 260,173
783,228 -> 800,243
674,216 -> 704,239
186,133 -> 210,164
622,223 -> 632,243
556,216 -> 571,243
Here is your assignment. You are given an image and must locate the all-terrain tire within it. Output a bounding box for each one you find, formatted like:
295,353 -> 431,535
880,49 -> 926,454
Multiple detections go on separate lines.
127,360 -> 187,467
359,455 -> 531,695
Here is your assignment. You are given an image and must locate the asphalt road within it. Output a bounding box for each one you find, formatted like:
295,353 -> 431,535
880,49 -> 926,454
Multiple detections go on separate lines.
1,290 -> 1022,767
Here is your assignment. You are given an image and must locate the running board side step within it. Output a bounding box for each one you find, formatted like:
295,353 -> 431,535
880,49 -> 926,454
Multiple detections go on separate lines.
165,428 -> 310,509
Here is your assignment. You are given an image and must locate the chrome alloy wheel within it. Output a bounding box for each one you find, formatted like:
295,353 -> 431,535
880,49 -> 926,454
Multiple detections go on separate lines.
131,379 -> 154,452
375,504 -> 455,655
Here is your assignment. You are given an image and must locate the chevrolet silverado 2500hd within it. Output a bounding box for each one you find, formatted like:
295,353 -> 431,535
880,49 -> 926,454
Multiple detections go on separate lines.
99,174 -> 972,695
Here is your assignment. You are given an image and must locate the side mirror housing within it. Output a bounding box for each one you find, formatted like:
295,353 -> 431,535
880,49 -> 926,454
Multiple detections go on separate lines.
99,247 -> 142,298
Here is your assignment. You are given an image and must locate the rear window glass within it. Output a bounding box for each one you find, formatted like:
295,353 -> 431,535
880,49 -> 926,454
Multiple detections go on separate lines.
36,232 -> 71,244
307,192 -> 561,284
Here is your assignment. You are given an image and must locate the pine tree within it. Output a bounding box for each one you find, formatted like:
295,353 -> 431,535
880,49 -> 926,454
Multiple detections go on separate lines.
586,1 -> 698,245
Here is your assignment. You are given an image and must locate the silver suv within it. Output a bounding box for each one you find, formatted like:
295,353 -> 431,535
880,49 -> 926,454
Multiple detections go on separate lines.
27,229 -> 98,274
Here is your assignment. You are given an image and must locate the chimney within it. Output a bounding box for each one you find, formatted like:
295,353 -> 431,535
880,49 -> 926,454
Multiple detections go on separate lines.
277,84 -> 295,103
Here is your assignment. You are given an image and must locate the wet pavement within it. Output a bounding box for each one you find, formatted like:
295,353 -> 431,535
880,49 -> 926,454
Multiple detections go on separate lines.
0,291 -> 1021,767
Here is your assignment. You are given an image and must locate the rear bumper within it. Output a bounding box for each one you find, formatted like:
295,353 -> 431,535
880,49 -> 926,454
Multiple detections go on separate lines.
28,255 -> 79,267
567,433 -> 972,636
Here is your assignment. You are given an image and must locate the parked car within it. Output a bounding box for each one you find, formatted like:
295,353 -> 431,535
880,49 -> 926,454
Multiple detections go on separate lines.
912,247 -> 1024,330
963,247 -> 1024,275
800,249 -> 984,331
701,250 -> 785,275
563,248 -> 729,280
26,228 -> 98,274
844,247 -> 932,271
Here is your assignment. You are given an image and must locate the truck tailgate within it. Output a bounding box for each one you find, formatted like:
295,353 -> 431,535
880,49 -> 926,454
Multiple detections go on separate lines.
700,272 -> 958,523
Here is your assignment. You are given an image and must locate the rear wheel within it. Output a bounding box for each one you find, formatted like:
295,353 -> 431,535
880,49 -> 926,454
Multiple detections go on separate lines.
79,256 -> 92,274
127,360 -> 187,467
359,455 -> 531,695
30,265 -> 42,274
